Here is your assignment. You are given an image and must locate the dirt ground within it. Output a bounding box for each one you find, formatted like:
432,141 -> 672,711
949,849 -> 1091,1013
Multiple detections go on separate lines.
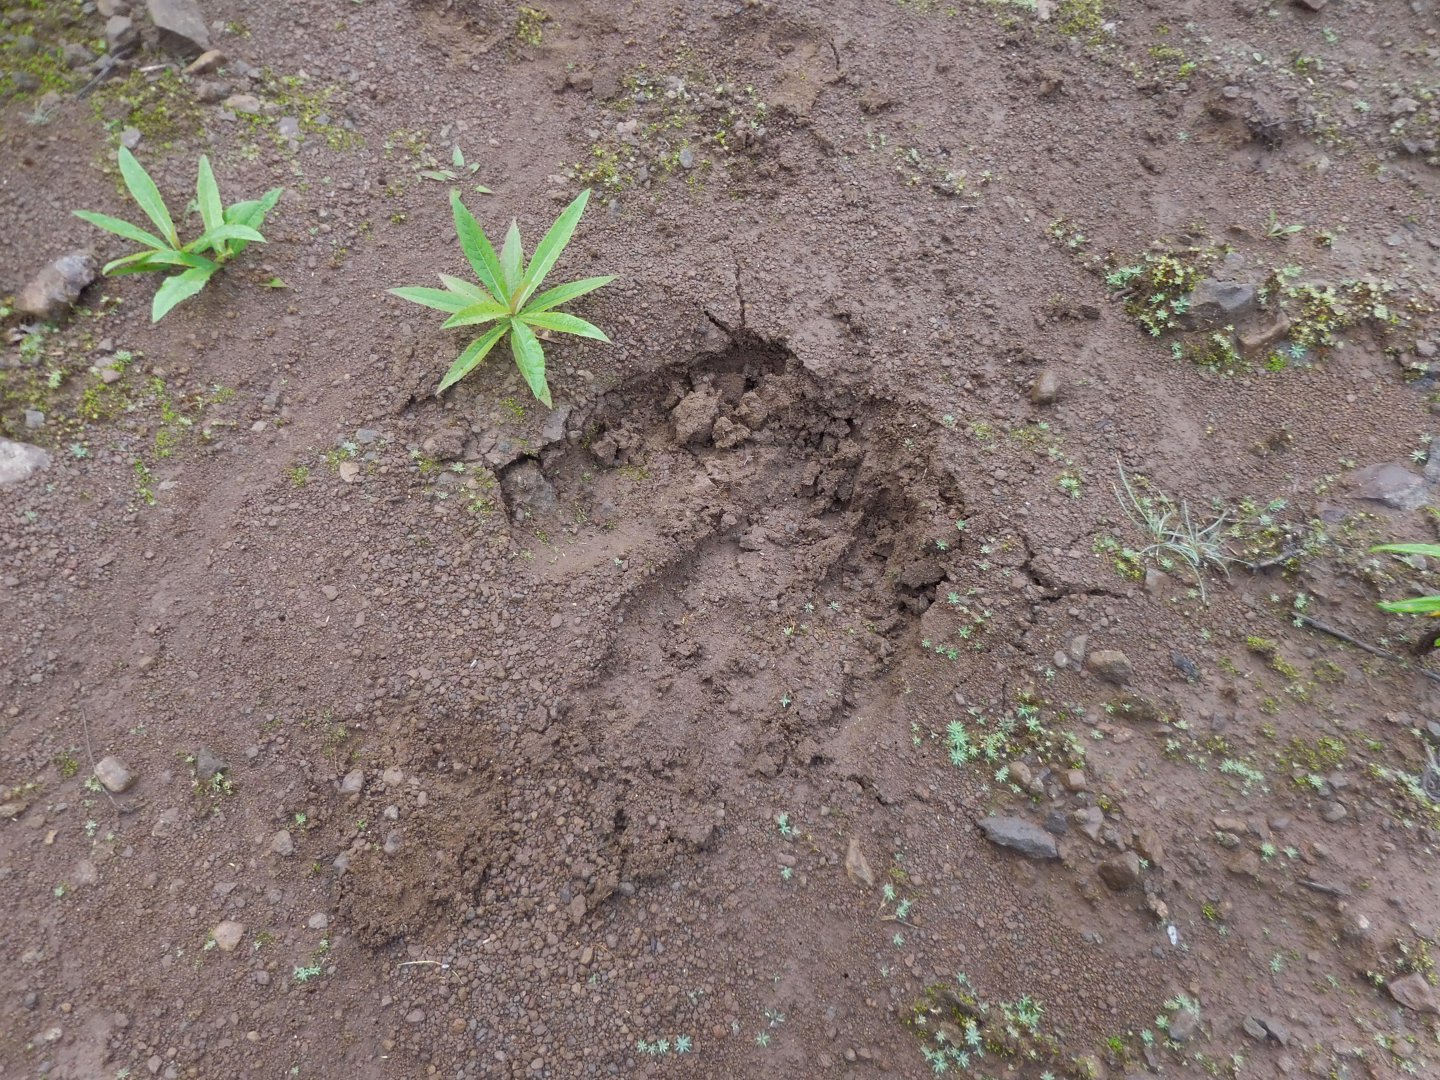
5,0 -> 1440,1077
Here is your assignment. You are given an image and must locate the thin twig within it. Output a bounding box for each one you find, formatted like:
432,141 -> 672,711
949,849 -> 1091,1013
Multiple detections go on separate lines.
1298,879 -> 1348,898
396,960 -> 451,971
1295,614 -> 1440,685
78,710 -> 121,818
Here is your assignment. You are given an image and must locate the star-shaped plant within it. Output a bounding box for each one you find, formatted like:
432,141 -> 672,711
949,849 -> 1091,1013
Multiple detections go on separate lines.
390,189 -> 613,405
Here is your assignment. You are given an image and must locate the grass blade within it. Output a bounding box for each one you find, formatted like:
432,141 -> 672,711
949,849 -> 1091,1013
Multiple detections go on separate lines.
519,310 -> 609,341
451,189 -> 507,303
442,300 -> 508,329
151,265 -> 215,322
509,318 -> 552,407
499,220 -> 523,296
1379,597 -> 1440,616
389,286 -> 470,314
103,251 -> 166,275
196,155 -> 224,235
1373,543 -> 1440,559
188,223 -> 266,254
225,187 -> 284,230
73,210 -> 170,251
524,275 -> 614,314
437,274 -> 492,303
517,188 -> 590,306
437,323 -> 508,393
118,147 -> 177,247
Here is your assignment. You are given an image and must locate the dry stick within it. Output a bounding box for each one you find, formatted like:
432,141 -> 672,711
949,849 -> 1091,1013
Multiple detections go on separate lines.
1294,614 -> 1440,685
78,709 -> 122,818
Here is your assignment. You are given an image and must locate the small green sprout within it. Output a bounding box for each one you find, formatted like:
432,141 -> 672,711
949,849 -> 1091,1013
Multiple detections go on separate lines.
75,148 -> 282,321
390,189 -> 613,405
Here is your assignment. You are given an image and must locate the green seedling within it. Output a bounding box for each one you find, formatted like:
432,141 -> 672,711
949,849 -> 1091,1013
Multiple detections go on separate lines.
390,189 -> 613,405
419,145 -> 493,193
75,148 -> 282,322
1372,543 -> 1440,648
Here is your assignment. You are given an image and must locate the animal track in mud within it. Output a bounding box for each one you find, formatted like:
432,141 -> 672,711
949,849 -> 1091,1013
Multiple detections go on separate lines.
515,330 -> 972,800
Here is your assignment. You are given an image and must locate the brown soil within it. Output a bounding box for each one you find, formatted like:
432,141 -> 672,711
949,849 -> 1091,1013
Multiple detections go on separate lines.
5,1 -> 1440,1078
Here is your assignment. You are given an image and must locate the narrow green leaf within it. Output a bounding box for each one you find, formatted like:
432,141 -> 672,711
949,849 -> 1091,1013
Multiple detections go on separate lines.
509,318 -> 552,407
103,251 -> 166,275
74,210 -> 170,251
1378,597 -> 1440,616
151,266 -> 216,322
524,275 -> 615,314
437,323 -> 508,394
437,274 -> 492,303
450,189 -> 507,303
1372,543 -> 1440,559
188,223 -> 266,254
118,147 -> 178,247
107,249 -> 218,276
389,286 -> 470,314
195,155 -> 224,235
442,300 -> 508,329
451,145 -> 465,168
519,310 -> 609,342
499,220 -> 523,295
518,188 -> 590,306
225,188 -> 284,230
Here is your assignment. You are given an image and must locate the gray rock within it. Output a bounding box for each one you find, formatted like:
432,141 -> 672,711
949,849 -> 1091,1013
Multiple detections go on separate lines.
211,920 -> 244,952
381,767 -> 404,787
105,14 -> 135,48
307,912 -> 329,930
15,251 -> 97,321
499,459 -> 556,519
270,830 -> 294,857
844,835 -> 875,886
1179,279 -> 1258,331
62,42 -> 94,68
979,816 -> 1059,860
119,126 -> 142,150
2,428 -> 45,475
96,0 -> 129,16
277,116 -> 300,139
540,404 -> 572,445
146,0 -> 210,55
1242,1015 -> 1267,1041
1031,368 -> 1062,406
193,79 -> 230,104
671,387 -> 720,445
1321,801 -> 1348,823
1087,648 -> 1133,685
193,747 -> 227,781
93,756 -> 134,793
1072,806 -> 1104,840
222,93 -> 263,115
339,768 -> 364,795
1292,0 -> 1326,12
23,410 -> 45,430
1352,463 -> 1430,511
151,807 -> 181,837
1388,972 -> 1439,1013
1098,851 -> 1141,891
1168,1005 -> 1200,1042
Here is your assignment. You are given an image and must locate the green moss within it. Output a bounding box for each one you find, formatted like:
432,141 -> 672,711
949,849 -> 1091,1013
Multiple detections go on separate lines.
0,0 -> 92,102
251,71 -> 362,150
92,68 -> 204,147
570,64 -> 767,195
516,6 -> 549,46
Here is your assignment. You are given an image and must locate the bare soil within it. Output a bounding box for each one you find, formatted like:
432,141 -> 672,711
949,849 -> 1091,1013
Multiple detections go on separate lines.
5,1 -> 1440,1078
